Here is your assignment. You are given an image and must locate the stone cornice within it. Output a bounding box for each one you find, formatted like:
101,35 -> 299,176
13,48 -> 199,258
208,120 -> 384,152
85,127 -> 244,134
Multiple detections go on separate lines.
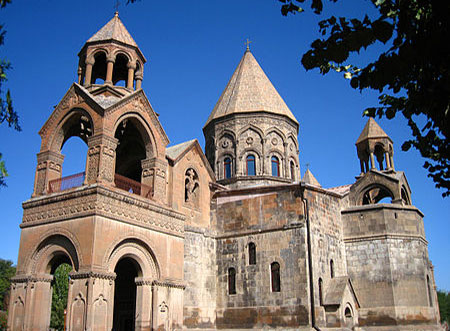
11,274 -> 53,284
344,233 -> 427,245
341,203 -> 424,217
69,271 -> 116,280
153,279 -> 186,290
21,184 -> 185,237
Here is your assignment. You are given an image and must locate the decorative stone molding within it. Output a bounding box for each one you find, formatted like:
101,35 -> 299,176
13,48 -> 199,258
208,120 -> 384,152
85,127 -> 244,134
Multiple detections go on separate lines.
69,271 -> 116,281
152,279 -> 186,290
135,277 -> 154,286
22,185 -> 185,237
11,274 -> 53,284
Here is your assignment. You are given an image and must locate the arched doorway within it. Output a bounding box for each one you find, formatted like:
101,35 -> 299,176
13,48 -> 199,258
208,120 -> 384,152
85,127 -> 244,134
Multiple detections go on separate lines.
112,257 -> 141,331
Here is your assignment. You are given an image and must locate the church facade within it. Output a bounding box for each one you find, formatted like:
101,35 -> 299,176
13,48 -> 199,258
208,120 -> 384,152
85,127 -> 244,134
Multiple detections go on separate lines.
7,14 -> 441,331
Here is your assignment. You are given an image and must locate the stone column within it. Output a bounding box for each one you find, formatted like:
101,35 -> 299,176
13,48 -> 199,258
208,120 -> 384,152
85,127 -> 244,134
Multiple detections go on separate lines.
283,142 -> 289,178
127,61 -> 137,90
105,55 -> 115,85
33,150 -> 65,196
84,58 -> 95,87
385,152 -> 391,170
77,67 -> 83,85
390,155 -> 395,171
359,159 -> 365,175
135,72 -> 143,90
135,278 -> 154,331
86,134 -> 118,185
141,157 -> 167,203
370,152 -> 376,170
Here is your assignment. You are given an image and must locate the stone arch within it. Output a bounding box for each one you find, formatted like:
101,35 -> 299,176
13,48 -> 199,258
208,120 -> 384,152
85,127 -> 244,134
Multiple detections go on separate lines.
219,153 -> 234,179
268,150 -> 283,177
113,112 -> 156,159
112,49 -> 132,62
50,107 -> 94,153
114,113 -> 156,182
106,237 -> 160,279
112,51 -> 132,86
401,185 -> 411,205
237,125 -> 264,141
359,184 -> 394,205
343,303 -> 355,328
265,127 -> 286,142
28,230 -> 82,274
288,157 -> 298,181
90,50 -> 108,84
286,134 -> 298,151
240,149 -> 261,176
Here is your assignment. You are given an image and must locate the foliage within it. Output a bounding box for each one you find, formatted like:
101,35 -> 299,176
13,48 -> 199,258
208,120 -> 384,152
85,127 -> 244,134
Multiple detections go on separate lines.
438,290 -> 450,323
50,263 -> 72,331
0,258 -> 15,311
279,0 -> 450,197
0,0 -> 20,188
0,311 -> 7,330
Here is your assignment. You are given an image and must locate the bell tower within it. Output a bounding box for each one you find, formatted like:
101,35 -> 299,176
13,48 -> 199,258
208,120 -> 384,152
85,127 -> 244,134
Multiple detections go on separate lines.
8,13 -> 185,331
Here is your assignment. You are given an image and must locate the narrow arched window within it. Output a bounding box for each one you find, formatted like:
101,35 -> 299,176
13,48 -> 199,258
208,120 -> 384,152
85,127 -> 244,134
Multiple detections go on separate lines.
271,262 -> 281,292
330,259 -> 334,278
290,161 -> 295,180
246,155 -> 256,176
427,275 -> 433,307
318,278 -> 323,306
271,156 -> 280,177
224,157 -> 232,179
228,268 -> 236,295
248,242 -> 256,265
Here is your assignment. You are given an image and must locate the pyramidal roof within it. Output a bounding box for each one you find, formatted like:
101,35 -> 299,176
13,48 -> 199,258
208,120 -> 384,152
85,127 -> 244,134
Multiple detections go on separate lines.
87,12 -> 138,48
204,49 -> 298,127
356,118 -> 391,144
302,169 -> 321,187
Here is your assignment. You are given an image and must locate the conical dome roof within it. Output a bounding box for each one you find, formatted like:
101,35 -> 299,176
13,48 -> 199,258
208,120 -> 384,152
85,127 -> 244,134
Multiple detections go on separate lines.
204,49 -> 298,127
87,12 -> 138,48
356,118 -> 391,144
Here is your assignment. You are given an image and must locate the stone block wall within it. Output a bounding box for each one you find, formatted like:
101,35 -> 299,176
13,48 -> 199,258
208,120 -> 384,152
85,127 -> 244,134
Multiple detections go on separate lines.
342,204 -> 439,327
211,187 -> 309,329
183,228 -> 217,329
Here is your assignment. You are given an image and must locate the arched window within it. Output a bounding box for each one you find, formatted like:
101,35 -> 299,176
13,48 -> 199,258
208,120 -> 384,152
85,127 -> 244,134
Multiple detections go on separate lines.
271,156 -> 280,177
228,268 -> 236,295
330,259 -> 334,278
248,242 -> 256,265
271,262 -> 281,292
224,157 -> 232,179
318,278 -> 323,306
290,161 -> 295,180
427,275 -> 433,307
246,155 -> 256,176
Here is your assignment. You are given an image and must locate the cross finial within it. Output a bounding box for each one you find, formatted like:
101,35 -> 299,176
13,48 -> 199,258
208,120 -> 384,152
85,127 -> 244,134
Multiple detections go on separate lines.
245,38 -> 252,51
114,0 -> 120,15
306,163 -> 310,170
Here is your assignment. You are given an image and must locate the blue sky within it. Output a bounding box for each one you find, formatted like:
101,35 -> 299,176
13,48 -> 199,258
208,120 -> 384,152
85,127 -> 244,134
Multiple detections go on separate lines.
0,0 -> 448,290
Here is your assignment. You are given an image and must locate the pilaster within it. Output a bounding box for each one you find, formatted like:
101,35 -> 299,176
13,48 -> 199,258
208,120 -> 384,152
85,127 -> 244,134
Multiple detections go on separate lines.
86,134 -> 118,185
142,157 -> 167,203
33,151 -> 64,197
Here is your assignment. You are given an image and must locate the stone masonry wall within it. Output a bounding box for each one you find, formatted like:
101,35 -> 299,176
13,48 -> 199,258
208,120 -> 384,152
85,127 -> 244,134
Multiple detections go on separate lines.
183,228 -> 217,329
212,187 -> 309,329
303,186 -> 347,326
342,204 -> 439,327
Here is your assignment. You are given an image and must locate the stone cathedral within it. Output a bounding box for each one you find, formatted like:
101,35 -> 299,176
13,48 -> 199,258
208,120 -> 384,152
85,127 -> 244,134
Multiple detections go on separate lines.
7,13 -> 441,331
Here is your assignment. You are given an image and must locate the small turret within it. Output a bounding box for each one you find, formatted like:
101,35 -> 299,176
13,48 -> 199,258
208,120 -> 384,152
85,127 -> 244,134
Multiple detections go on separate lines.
77,12 -> 146,91
355,117 -> 394,175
